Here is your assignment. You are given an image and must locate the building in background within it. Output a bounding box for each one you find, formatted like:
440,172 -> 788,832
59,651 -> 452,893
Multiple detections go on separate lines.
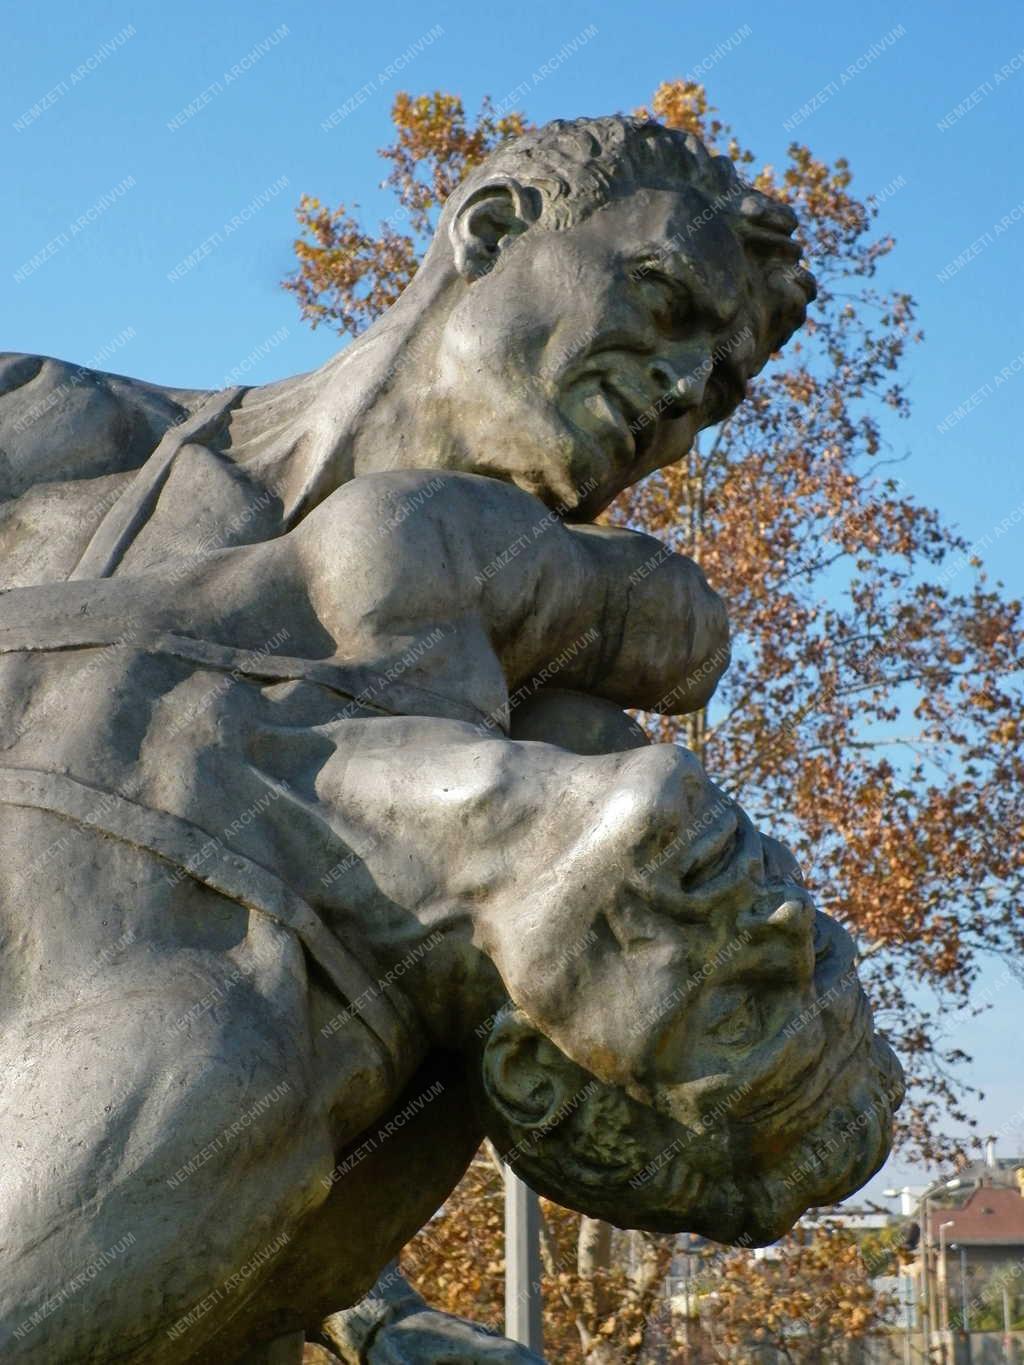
898,1141 -> 1024,1358
933,1180 -> 1024,1333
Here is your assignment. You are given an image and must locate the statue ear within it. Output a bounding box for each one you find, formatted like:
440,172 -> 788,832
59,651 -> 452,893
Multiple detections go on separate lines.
482,1006 -> 584,1131
481,1007 -> 660,1194
449,179 -> 539,282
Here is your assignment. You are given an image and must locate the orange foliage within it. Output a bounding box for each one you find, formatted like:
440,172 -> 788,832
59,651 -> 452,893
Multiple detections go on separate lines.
283,93 -> 527,333
702,1224 -> 900,1361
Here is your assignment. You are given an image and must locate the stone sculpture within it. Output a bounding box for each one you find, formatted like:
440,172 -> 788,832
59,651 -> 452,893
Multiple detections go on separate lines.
0,117 -> 902,1363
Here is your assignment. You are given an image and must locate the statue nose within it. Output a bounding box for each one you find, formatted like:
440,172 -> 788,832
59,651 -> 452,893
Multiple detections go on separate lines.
649,356 -> 709,414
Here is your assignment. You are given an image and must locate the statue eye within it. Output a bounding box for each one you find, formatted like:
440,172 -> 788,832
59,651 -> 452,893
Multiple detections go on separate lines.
630,262 -> 691,330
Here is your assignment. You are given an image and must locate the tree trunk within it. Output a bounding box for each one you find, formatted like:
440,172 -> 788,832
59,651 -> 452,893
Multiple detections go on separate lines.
576,1217 -> 616,1361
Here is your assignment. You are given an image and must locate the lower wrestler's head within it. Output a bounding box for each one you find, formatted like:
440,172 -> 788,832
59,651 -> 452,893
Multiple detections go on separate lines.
469,797 -> 903,1243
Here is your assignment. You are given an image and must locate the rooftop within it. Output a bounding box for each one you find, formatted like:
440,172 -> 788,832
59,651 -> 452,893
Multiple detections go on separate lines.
931,1184 -> 1024,1247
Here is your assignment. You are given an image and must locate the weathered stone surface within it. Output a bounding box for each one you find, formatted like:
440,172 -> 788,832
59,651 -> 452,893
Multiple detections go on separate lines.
0,117 -> 901,1363
319,1269 -> 545,1362
303,1346 -> 343,1365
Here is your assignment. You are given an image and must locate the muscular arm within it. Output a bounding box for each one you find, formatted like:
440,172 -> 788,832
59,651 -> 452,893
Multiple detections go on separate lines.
296,469 -> 729,721
0,466 -> 726,743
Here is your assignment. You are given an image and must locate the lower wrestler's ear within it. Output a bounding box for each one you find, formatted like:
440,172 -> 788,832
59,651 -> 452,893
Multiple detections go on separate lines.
481,1006 -> 585,1131
481,1007 -> 664,1191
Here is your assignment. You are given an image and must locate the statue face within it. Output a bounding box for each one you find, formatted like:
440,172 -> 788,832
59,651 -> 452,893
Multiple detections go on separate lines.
432,186 -> 758,519
477,990 -> 901,1245
472,749 -> 903,1243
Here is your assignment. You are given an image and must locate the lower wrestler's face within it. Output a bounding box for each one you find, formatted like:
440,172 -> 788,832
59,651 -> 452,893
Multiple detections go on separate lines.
475,883 -> 903,1245
477,989 -> 902,1245
472,754 -> 903,1243
430,187 -> 758,519
485,747 -> 835,1124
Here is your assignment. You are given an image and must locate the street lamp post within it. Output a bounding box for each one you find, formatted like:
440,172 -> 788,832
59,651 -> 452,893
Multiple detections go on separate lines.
958,1245 -> 970,1335
922,1195 -> 934,1361
938,1220 -> 955,1365
939,1221 -> 955,1331
949,1242 -> 972,1365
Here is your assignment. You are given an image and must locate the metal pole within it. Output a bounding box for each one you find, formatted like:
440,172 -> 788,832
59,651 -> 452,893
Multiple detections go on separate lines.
939,1219 -> 955,1365
921,1194 -> 933,1362
1002,1285 -> 1011,1363
682,1245 -> 691,1352
939,1222 -> 952,1331
959,1246 -> 969,1332
504,1166 -> 543,1354
959,1245 -> 972,1365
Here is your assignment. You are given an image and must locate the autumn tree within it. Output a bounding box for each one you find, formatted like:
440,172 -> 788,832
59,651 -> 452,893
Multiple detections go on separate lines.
700,1224 -> 900,1363
284,93 -> 527,334
284,82 -> 1024,1359
399,1147 -> 684,1363
396,1160 -> 902,1363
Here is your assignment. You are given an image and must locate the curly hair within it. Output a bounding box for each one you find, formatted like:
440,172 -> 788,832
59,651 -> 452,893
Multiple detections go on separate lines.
442,115 -> 817,382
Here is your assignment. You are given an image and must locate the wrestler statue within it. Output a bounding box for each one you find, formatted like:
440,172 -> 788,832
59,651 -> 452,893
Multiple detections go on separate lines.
0,118 -> 903,1363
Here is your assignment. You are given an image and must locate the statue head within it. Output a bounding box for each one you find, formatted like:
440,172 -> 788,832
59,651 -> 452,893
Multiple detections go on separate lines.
368,116 -> 815,520
466,744 -> 902,1245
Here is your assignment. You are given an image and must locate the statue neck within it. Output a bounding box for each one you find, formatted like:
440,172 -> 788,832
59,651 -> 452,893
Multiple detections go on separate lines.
226,262 -> 458,525
323,893 -> 508,1057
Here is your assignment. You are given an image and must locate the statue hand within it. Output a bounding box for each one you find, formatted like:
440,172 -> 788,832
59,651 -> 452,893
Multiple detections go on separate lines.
367,1309 -> 546,1364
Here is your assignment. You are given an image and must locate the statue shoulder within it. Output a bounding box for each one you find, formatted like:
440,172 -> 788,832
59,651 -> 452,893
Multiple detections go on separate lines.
0,351 -> 209,499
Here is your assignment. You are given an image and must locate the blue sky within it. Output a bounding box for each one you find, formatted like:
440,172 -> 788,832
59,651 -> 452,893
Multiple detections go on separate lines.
5,0 -> 1023,1202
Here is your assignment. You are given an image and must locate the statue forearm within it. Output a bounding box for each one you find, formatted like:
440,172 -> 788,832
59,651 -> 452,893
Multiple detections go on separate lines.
318,717 -> 722,1081
318,1262 -> 547,1363
562,521 -> 729,712
299,471 -> 729,723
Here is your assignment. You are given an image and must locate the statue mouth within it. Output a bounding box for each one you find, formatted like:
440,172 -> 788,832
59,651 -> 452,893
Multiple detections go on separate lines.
565,353 -> 692,474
